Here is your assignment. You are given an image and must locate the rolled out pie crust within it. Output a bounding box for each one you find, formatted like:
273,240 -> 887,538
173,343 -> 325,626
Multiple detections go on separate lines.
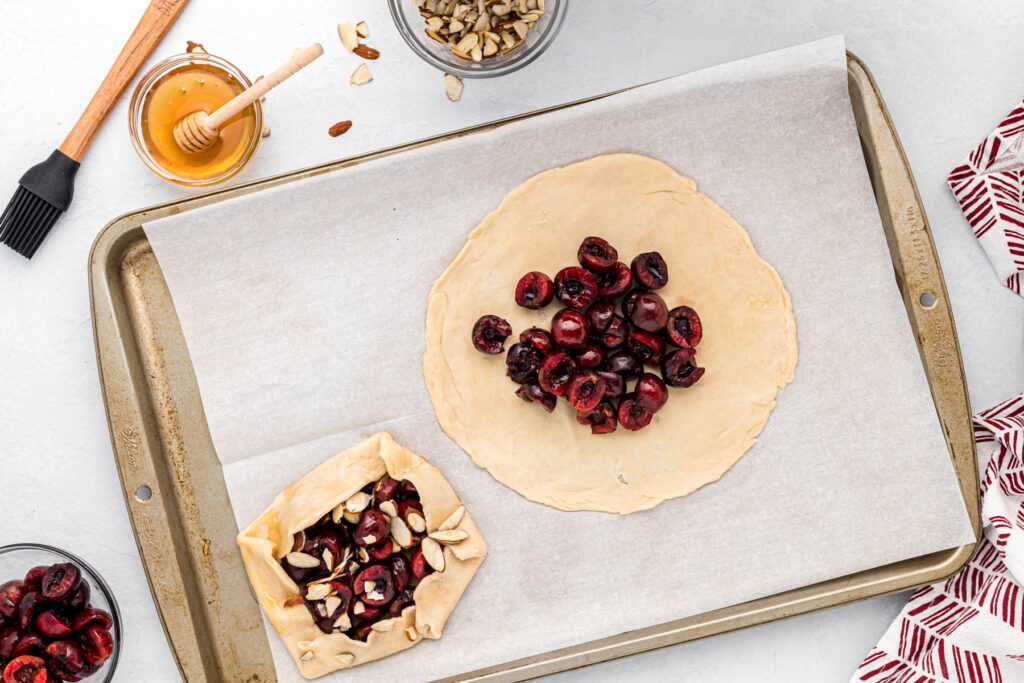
237,432 -> 487,679
423,154 -> 798,514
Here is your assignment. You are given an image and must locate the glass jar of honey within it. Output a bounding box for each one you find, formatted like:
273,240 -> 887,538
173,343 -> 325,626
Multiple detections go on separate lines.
129,53 -> 262,185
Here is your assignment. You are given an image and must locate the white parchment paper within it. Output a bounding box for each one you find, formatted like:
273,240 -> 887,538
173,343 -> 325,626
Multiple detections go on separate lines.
143,37 -> 975,682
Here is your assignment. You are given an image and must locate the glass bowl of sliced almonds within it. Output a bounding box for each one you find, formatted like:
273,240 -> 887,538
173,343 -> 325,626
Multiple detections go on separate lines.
389,0 -> 568,78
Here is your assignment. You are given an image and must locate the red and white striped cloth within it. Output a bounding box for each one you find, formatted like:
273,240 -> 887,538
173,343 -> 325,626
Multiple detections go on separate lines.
947,101 -> 1024,296
853,394 -> 1024,683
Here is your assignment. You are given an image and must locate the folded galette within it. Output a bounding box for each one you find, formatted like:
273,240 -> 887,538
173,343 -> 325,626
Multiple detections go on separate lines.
237,432 -> 487,679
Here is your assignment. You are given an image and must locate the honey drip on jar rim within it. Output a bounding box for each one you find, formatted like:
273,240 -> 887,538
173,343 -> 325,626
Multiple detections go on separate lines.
140,63 -> 256,181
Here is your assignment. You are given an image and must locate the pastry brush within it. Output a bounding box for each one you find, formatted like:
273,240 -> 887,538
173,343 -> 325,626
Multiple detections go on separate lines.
0,0 -> 189,259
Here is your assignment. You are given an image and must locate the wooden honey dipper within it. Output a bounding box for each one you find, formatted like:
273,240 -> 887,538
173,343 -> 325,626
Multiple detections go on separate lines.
173,43 -> 323,153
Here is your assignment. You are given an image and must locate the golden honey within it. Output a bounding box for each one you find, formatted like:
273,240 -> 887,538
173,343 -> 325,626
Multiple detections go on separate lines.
129,54 -> 261,185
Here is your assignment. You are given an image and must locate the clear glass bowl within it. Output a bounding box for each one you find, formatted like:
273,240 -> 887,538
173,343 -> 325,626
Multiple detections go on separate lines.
388,0 -> 569,78
128,53 -> 262,186
0,544 -> 121,681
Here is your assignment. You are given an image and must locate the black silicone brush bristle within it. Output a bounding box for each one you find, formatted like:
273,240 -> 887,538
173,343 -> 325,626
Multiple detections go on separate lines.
0,186 -> 63,259
0,149 -> 80,259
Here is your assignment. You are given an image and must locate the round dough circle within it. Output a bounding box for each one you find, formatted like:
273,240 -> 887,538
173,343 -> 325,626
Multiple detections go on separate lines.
424,154 -> 797,514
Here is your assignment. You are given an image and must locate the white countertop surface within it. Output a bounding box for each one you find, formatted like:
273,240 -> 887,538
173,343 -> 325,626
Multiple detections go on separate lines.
1,1 -> 1021,681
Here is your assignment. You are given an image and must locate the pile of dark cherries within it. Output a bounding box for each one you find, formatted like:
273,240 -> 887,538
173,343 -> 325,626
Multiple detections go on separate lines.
0,563 -> 115,683
472,236 -> 704,433
279,475 -> 430,642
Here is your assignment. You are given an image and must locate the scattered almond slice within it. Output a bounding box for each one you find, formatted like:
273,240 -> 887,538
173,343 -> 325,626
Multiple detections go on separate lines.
285,551 -> 321,569
300,651 -> 314,662
350,63 -> 373,85
429,528 -> 469,544
353,44 -> 380,60
444,73 -> 463,101
305,583 -> 330,601
260,124 -> 271,138
335,653 -> 355,667
338,22 -> 358,51
344,491 -> 370,513
356,21 -> 370,38
421,537 -> 446,571
438,505 -> 466,531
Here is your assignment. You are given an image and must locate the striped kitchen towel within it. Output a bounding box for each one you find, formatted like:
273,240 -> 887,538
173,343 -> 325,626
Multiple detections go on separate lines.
853,394 -> 1024,683
948,102 -> 1024,296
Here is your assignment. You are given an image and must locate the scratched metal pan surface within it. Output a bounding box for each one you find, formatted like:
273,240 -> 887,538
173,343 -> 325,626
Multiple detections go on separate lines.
89,53 -> 979,682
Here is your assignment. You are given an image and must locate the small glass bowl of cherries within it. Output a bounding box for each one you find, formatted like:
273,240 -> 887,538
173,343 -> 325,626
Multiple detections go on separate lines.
0,545 -> 119,683
472,236 -> 705,434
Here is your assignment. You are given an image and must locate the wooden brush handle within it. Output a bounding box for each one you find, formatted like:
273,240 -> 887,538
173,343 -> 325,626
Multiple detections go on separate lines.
59,0 -> 189,162
204,44 -> 324,131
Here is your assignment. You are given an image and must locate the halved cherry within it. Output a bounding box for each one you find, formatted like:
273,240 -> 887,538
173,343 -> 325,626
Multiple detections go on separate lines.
576,401 -> 617,435
389,556 -> 412,593
471,315 -> 512,354
21,569 -> 46,595
618,395 -> 654,431
17,594 -> 44,631
41,564 -> 81,603
661,348 -> 706,387
0,628 -> 20,660
71,609 -> 112,633
81,625 -> 114,667
596,262 -> 632,298
354,565 -> 395,607
551,309 -> 590,350
665,306 -> 703,347
2,655 -> 48,683
410,547 -> 432,579
519,327 -> 555,355
598,315 -> 628,350
596,371 -> 625,399
568,372 -> 606,412
537,352 -> 577,396
516,382 -> 557,412
554,267 -> 598,309
631,251 -> 669,289
35,611 -> 73,639
628,330 -> 666,365
388,588 -> 416,618
44,641 -> 86,676
586,300 -> 616,333
0,582 -> 25,619
66,582 -> 90,614
629,291 -> 669,332
515,271 -> 555,309
604,350 -> 643,379
577,237 -> 618,273
506,342 -> 543,383
11,633 -> 44,658
635,373 -> 669,412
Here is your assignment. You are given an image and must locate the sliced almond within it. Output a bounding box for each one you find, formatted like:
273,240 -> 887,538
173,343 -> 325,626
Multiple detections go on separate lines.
343,510 -> 361,524
513,20 -> 529,39
444,73 -> 464,102
356,21 -> 370,38
350,63 -> 373,85
284,595 -> 304,608
305,583 -> 330,601
455,32 -> 479,53
353,44 -> 380,60
323,549 -> 334,572
470,44 -> 482,62
390,516 -> 413,548
361,534 -> 377,545
429,528 -> 469,544
324,595 -> 342,617
426,28 -> 446,43
473,13 -> 491,31
291,530 -> 306,553
331,503 -> 346,524
379,500 -> 398,517
391,539 -> 402,554
449,18 -> 465,32
421,537 -> 446,572
344,491 -> 370,514
482,37 -> 498,56
426,16 -> 444,31
335,653 -> 355,668
363,580 -> 376,594
285,551 -> 321,569
300,650 -> 315,662
333,613 -> 352,630
352,601 -> 367,616
438,505 -> 466,531
407,510 -> 427,533
338,22 -> 359,51
356,546 -> 370,564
